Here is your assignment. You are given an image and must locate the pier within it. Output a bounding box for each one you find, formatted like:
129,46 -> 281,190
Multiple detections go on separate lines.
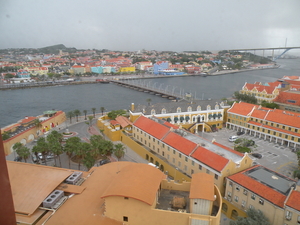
109,79 -> 199,101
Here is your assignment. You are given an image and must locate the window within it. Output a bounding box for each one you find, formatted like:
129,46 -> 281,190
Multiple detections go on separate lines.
241,200 -> 245,208
259,198 -> 264,205
234,196 -> 239,202
168,146 -> 170,151
162,151 -> 164,156
178,161 -> 181,167
251,193 -> 256,200
172,158 -> 175,163
236,186 -> 240,191
123,216 -> 128,222
179,153 -> 182,158
191,169 -> 194,174
192,161 -> 194,166
249,205 -> 254,210
184,165 -> 187,171
229,181 -> 233,187
199,165 -> 202,170
215,174 -> 218,180
177,107 -> 181,113
227,191 -> 232,197
185,157 -> 188,162
167,154 -> 170,160
161,108 -> 166,114
206,169 -> 210,174
173,150 -> 175,154
243,189 -> 248,195
124,197 -> 128,199
286,211 -> 292,221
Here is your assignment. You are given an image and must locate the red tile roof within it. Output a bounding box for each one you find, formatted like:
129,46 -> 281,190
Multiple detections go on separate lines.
162,132 -> 197,156
115,116 -> 132,128
227,102 -> 255,116
133,116 -> 170,140
274,91 -> 300,106
286,190 -> 300,211
243,83 -> 279,94
228,166 -> 290,208
191,146 -> 229,172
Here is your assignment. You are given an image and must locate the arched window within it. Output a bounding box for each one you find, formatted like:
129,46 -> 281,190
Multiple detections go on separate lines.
177,107 -> 181,113
215,104 -> 219,110
161,108 -> 166,114
207,105 -> 211,110
146,154 -> 149,161
151,109 -> 155,115
187,106 -> 192,112
197,106 -> 201,111
222,203 -> 228,213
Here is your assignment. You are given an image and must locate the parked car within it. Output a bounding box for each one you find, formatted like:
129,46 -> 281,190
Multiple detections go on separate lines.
99,159 -> 110,166
14,156 -> 22,162
251,153 -> 262,159
237,131 -> 245,136
31,154 -> 39,163
228,136 -> 238,142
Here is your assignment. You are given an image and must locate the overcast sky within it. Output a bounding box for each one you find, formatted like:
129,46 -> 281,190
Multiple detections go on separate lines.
1,0 -> 300,53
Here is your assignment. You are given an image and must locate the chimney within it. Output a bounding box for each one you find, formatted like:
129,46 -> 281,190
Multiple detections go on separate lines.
131,103 -> 135,111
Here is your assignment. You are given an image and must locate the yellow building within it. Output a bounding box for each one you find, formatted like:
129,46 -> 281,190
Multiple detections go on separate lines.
130,99 -> 230,133
240,82 -> 280,103
1,111 -> 66,155
223,165 -> 300,224
227,102 -> 300,149
23,66 -> 49,76
118,66 -> 136,73
7,161 -> 221,225
131,116 -> 253,195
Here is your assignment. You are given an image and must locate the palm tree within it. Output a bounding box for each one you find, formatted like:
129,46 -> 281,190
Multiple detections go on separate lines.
32,137 -> 49,166
146,98 -> 152,106
114,143 -> 125,161
47,131 -> 63,167
16,145 -> 30,163
34,118 -> 42,136
74,109 -> 81,122
66,111 -> 75,124
92,108 -> 96,118
100,107 -> 105,116
83,110 -> 88,120
64,136 -> 81,169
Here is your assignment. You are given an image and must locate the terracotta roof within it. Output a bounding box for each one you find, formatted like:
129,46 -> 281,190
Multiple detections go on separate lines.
243,83 -> 279,94
133,116 -> 170,140
191,146 -> 229,172
115,116 -> 132,127
101,163 -> 166,205
266,110 -> 300,127
162,132 -> 197,156
7,161 -> 73,215
228,166 -> 294,208
20,116 -> 36,124
189,173 -> 214,201
227,102 -> 255,116
286,190 -> 300,211
274,91 -> 300,106
110,120 -> 119,126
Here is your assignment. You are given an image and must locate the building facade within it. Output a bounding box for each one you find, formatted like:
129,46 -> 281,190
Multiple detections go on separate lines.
223,165 -> 300,225
227,102 -> 300,149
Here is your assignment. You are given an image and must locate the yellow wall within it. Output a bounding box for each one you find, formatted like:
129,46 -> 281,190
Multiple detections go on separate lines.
3,111 -> 66,155
119,67 -> 136,72
104,195 -> 220,225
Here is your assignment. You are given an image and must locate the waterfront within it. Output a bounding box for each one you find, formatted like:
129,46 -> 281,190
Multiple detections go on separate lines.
1,58 -> 300,128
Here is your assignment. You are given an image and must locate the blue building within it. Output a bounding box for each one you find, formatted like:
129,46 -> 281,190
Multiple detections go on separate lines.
153,61 -> 169,75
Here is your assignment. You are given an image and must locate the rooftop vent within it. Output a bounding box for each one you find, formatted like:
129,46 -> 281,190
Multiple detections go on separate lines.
42,190 -> 64,208
65,171 -> 83,185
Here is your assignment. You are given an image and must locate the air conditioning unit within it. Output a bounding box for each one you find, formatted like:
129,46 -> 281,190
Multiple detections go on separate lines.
65,172 -> 83,185
42,190 -> 64,208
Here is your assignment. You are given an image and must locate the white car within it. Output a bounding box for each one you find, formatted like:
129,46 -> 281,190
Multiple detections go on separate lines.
228,136 -> 238,142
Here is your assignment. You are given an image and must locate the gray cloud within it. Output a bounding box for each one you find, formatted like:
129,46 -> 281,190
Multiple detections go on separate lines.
1,0 -> 300,52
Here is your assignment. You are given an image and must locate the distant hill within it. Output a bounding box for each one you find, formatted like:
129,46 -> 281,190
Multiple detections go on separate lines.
38,44 -> 77,54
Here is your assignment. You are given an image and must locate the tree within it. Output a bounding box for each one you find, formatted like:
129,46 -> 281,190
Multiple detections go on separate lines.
91,108 -> 96,118
47,130 -> 63,167
114,143 -> 125,161
32,137 -> 49,166
34,119 -> 42,136
230,208 -> 270,225
16,145 -> 30,163
261,101 -> 279,109
66,111 -> 75,124
78,142 -> 92,170
146,98 -> 152,106
99,139 -> 114,157
64,136 -> 81,168
2,131 -> 10,140
107,109 -> 127,120
83,110 -> 87,120
74,109 -> 81,122
100,107 -> 105,116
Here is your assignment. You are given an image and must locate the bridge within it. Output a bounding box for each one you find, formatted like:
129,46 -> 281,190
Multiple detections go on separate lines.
109,79 -> 200,101
228,46 -> 300,60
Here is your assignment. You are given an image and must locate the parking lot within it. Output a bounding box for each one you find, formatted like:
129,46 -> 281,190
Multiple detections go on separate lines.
201,128 -> 298,179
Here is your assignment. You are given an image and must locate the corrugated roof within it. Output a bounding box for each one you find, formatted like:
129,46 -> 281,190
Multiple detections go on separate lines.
189,173 -> 214,201
8,161 -> 73,215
